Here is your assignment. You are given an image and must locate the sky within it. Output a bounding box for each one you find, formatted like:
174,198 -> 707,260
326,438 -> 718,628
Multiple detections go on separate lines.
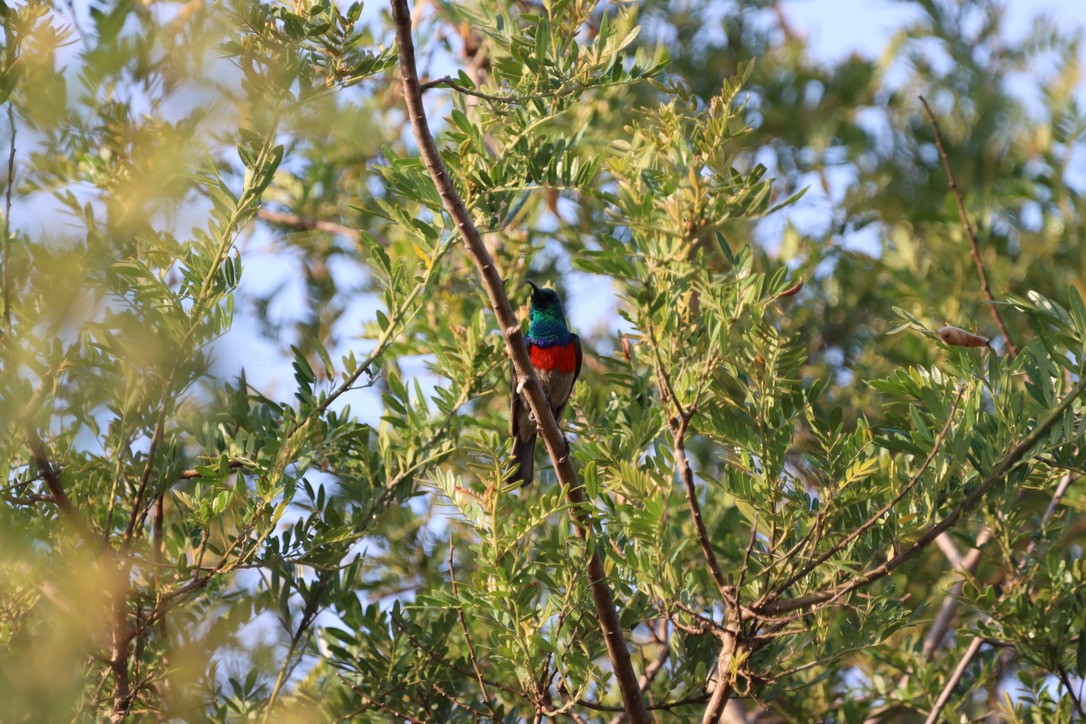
785,0 -> 1085,64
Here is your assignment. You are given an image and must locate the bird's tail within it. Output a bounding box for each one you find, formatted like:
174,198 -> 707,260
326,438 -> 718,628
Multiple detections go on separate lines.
511,433 -> 536,485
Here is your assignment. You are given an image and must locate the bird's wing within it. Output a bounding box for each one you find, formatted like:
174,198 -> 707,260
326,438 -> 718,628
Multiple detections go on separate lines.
572,333 -> 583,384
550,335 -> 583,423
510,338 -> 532,439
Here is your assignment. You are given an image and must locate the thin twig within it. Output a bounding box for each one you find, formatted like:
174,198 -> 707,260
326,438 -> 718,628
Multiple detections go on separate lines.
674,416 -> 730,599
336,675 -> 426,724
920,528 -> 992,660
760,374 -> 1086,617
924,636 -> 984,724
447,539 -> 497,718
389,2 -> 649,720
1035,470 -> 1076,536
3,102 -> 14,331
256,208 -> 361,242
431,682 -> 491,719
260,575 -> 330,724
286,240 -> 450,439
179,459 -> 248,479
736,519 -> 759,598
769,388 -> 963,599
420,76 -> 521,103
1057,667 -> 1086,720
648,310 -> 738,724
122,412 -> 168,548
419,74 -> 637,107
389,614 -> 528,700
575,694 -> 711,713
917,95 -> 1017,359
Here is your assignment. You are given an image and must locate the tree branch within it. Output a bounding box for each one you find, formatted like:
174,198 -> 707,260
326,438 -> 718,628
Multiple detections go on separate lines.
702,606 -> 741,724
23,424 -> 100,545
917,95 -> 1017,359
759,375 -> 1086,617
256,208 -> 361,242
122,411 -> 168,548
917,470 -> 1078,717
769,388 -> 962,600
919,459 -> 1076,661
388,2 -> 649,720
609,620 -> 672,724
448,539 -> 498,719
3,102 -> 14,333
919,528 -> 992,660
1057,667 -> 1086,720
420,76 -> 520,103
924,636 -> 984,724
336,675 -> 426,724
673,415 -> 730,598
109,564 -> 133,722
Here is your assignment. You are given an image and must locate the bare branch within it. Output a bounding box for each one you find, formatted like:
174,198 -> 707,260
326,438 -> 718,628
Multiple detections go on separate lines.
388,2 -> 650,720
917,95 -> 1017,359
920,529 -> 992,660
257,208 -> 361,242
924,636 -> 984,724
420,76 -> 521,103
674,416 -> 730,599
917,470 -> 1079,716
3,102 -> 14,332
922,468 -> 1075,661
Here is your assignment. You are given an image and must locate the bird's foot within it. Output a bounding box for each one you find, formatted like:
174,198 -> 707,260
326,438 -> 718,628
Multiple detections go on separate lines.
557,436 -> 571,463
515,378 -> 527,395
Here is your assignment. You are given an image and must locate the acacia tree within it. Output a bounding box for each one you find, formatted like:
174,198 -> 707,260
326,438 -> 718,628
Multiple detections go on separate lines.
1,0 -> 1085,722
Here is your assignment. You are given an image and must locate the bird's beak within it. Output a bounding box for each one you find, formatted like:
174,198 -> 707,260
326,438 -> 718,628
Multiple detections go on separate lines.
523,279 -> 544,303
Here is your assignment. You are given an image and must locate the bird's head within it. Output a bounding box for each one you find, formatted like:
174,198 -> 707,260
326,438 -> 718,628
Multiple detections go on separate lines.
525,280 -> 565,319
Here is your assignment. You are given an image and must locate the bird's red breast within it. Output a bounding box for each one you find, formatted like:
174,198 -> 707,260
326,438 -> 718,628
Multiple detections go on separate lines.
529,342 -> 579,374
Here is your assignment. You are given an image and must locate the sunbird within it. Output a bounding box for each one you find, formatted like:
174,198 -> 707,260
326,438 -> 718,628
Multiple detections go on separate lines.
510,281 -> 582,484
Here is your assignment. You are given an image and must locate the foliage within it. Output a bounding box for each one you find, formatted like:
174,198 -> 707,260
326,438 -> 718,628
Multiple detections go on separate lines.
1,0 -> 1085,722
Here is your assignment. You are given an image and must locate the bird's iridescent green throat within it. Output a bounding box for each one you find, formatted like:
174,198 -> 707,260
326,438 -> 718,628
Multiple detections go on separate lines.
525,281 -> 571,347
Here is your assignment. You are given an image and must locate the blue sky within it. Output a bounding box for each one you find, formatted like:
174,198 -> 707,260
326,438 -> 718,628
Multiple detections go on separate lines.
785,0 -> 1085,65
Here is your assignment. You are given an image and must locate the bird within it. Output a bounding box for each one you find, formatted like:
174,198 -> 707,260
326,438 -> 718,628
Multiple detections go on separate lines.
510,280 -> 582,485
